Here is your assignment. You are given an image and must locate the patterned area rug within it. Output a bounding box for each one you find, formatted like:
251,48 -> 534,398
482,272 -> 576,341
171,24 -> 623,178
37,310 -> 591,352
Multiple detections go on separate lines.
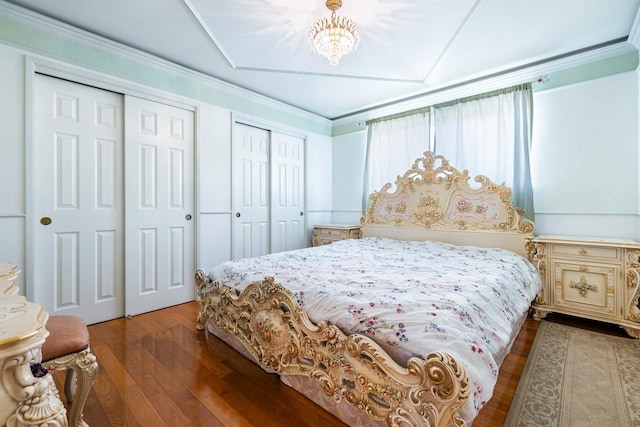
504,321 -> 640,427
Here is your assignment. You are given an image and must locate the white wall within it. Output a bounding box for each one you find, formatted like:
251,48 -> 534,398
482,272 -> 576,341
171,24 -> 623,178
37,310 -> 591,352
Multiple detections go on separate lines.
306,132 -> 334,238
0,44 -> 26,293
332,72 -> 640,241
331,130 -> 367,225
531,71 -> 639,239
197,104 -> 233,272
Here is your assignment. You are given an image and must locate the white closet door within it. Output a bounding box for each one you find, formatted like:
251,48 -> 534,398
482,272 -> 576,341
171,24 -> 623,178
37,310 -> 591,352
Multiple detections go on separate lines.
232,123 -> 270,259
270,132 -> 305,253
33,74 -> 124,324
124,96 -> 195,317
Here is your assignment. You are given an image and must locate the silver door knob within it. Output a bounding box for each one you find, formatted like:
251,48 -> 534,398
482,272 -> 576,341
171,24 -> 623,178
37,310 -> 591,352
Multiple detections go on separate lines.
185,214 -> 192,220
236,212 -> 241,218
299,211 -> 304,216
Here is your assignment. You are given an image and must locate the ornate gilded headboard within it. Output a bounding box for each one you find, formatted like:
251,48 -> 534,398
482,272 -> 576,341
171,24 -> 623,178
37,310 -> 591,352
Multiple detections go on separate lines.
360,152 -> 535,257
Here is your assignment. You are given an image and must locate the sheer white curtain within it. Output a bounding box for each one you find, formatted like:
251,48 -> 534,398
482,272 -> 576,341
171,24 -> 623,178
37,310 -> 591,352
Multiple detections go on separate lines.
362,109 -> 431,210
434,84 -> 534,220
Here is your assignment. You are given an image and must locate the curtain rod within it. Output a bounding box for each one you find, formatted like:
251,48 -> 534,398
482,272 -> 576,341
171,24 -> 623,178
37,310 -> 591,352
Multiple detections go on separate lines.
434,82 -> 532,109
365,106 -> 430,126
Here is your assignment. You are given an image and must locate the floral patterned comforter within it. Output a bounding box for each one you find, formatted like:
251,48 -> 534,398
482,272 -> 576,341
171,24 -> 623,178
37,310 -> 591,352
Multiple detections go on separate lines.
208,237 -> 541,423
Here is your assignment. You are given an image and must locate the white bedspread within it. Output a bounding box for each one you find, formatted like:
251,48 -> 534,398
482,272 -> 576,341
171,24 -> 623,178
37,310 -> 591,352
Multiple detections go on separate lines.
208,237 -> 541,423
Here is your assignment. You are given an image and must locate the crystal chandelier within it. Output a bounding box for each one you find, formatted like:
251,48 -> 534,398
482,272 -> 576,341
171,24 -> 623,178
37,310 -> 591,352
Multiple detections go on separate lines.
309,0 -> 360,66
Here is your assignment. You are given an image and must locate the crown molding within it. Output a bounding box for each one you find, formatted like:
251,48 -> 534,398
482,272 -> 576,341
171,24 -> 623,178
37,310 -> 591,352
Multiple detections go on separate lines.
332,39 -> 635,128
629,7 -> 640,50
0,1 -> 331,129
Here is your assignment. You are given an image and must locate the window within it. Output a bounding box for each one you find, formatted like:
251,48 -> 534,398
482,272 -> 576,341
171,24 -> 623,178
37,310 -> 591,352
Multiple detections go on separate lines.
363,109 -> 431,210
364,84 -> 534,219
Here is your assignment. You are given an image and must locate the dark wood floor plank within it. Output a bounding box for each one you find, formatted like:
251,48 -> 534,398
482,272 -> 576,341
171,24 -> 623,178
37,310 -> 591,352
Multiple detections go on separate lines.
170,386 -> 225,427
91,344 -> 136,390
89,355 -> 139,426
122,385 -> 165,426
197,390 -> 253,427
166,325 -> 234,378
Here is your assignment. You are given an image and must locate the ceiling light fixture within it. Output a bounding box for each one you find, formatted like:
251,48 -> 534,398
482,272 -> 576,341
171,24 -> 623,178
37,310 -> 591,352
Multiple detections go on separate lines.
309,0 -> 360,66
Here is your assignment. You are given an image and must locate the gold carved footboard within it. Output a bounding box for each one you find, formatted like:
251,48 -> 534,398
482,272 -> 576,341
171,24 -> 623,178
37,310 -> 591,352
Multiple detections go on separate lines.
195,270 -> 470,427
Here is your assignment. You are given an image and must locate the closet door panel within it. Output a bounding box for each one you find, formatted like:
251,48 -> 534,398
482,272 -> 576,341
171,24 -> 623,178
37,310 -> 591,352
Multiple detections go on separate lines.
232,123 -> 270,259
270,132 -> 306,253
124,96 -> 195,317
33,74 -> 124,324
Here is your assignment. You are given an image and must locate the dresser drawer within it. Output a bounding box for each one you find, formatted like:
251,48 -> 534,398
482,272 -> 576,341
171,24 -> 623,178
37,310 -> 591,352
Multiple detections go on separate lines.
312,225 -> 360,246
550,244 -> 620,261
315,227 -> 359,239
552,261 -> 617,318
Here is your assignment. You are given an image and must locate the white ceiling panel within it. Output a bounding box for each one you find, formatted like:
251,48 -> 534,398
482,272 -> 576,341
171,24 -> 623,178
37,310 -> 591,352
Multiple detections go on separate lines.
427,0 -> 639,86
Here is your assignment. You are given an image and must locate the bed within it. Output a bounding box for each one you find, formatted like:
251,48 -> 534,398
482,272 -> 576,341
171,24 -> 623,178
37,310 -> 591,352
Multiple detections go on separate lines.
195,152 -> 540,427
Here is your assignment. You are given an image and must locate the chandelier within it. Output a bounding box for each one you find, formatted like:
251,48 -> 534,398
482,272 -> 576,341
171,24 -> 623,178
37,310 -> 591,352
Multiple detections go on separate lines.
309,0 -> 360,66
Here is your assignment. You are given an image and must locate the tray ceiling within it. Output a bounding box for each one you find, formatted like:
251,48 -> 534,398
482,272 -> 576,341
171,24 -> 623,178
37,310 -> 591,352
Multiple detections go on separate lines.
5,0 -> 640,119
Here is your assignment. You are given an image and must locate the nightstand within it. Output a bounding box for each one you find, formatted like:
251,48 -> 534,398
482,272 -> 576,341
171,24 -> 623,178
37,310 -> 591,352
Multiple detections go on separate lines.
312,225 -> 360,247
530,235 -> 640,338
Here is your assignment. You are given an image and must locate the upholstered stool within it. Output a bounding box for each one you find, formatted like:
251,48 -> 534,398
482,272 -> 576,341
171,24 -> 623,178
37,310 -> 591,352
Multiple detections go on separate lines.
41,315 -> 98,427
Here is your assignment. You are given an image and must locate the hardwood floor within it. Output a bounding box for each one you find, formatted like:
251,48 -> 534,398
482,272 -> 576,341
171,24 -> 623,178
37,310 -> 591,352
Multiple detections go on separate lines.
59,302 -> 624,426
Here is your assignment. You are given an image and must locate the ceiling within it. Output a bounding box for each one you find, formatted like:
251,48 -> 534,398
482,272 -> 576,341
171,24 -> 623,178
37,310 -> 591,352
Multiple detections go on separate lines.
5,0 -> 640,119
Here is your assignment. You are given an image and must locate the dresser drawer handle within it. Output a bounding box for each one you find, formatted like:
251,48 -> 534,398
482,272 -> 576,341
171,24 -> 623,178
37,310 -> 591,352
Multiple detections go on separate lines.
578,248 -> 587,255
579,265 -> 587,272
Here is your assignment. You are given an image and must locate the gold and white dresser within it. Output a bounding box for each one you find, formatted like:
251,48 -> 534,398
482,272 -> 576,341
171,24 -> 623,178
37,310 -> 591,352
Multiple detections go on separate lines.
0,263 -> 68,426
0,294 -> 68,426
530,235 -> 640,338
312,224 -> 360,247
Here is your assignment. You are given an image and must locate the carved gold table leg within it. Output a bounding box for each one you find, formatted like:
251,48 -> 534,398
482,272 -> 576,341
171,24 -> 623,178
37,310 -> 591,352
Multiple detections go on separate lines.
2,349 -> 68,426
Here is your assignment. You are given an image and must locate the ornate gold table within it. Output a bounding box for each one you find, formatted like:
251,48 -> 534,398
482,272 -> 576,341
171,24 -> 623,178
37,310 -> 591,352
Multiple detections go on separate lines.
0,294 -> 68,426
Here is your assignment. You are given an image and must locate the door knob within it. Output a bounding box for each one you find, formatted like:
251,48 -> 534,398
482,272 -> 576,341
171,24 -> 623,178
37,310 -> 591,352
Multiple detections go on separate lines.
185,214 -> 192,220
236,212 -> 241,218
40,217 -> 52,225
299,211 -> 304,216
